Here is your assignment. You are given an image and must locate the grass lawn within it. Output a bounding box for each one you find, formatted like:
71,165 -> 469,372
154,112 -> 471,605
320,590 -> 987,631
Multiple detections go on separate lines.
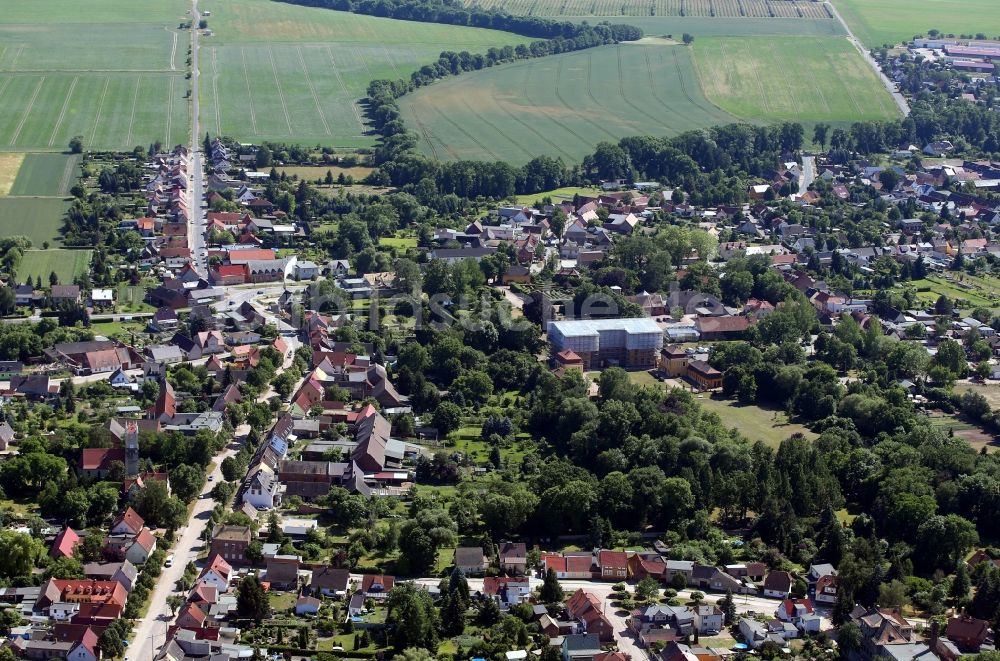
514,186 -> 603,205
91,320 -> 147,339
278,165 -> 373,181
0,153 -> 25,196
910,275 -> 998,309
692,36 -> 899,124
378,234 -> 417,250
198,0 -> 529,147
926,410 -> 996,452
400,42 -> 737,163
959,382 -> 1000,408
696,395 -> 816,447
833,0 -> 1000,48
17,248 -> 91,283
435,547 -> 455,574
268,591 -> 298,613
627,369 -> 666,390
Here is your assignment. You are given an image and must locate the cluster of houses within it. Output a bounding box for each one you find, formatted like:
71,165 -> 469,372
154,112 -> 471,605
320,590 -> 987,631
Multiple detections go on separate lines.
5,507 -> 158,661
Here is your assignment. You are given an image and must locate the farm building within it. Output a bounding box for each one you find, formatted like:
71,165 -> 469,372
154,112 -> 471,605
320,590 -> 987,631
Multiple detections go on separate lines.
547,318 -> 663,370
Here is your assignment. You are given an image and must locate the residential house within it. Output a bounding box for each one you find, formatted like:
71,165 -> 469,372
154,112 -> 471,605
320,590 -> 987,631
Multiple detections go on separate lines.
598,550 -> 628,580
664,560 -> 694,586
197,554 -> 233,593
762,571 -> 794,599
694,605 -> 724,634
499,542 -> 528,575
565,589 -> 614,642
0,421 -> 14,451
265,554 -> 301,590
310,566 -> 350,597
562,634 -> 602,661
814,575 -> 837,605
295,596 -> 321,615
543,553 -> 593,579
123,527 -> 156,565
360,574 -> 394,599
51,285 -> 81,305
82,561 -> 138,592
946,616 -> 989,652
209,525 -> 251,566
455,547 -> 489,576
739,618 -> 785,650
775,598 -> 821,633
628,554 -> 666,581
50,526 -> 81,559
687,361 -> 722,390
110,507 -> 144,536
242,466 -> 282,510
482,576 -> 532,608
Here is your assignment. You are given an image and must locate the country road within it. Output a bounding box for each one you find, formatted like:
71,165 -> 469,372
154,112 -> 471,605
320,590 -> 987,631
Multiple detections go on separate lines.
188,0 -> 207,276
825,0 -> 910,116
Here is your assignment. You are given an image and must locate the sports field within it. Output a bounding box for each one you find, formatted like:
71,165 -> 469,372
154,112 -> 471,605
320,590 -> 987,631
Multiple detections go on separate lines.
399,42 -> 738,163
16,249 -> 91,284
0,0 -> 190,151
463,0 -> 833,19
692,36 -> 899,123
198,0 -> 529,146
833,0 -> 1000,48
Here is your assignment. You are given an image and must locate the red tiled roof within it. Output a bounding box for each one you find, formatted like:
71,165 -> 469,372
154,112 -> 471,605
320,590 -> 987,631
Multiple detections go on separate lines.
51,526 -> 80,559
81,447 -> 125,471
113,507 -> 144,534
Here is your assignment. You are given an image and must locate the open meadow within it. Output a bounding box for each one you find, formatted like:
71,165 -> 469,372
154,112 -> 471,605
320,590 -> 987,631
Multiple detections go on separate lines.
0,0 -> 190,151
198,0 -> 529,146
0,153 -> 77,250
832,0 -> 1000,48
399,42 -> 738,163
16,249 -> 91,284
691,36 -> 900,123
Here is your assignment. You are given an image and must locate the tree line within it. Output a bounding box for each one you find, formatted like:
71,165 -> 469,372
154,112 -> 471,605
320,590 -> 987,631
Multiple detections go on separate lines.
278,0 -> 642,41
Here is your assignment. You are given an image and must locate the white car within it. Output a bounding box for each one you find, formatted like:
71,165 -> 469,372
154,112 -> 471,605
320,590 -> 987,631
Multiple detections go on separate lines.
165,554 -> 174,568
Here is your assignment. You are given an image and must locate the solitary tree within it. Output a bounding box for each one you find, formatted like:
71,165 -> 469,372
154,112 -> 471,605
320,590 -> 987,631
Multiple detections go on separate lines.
68,136 -> 83,154
539,567 -> 564,604
236,575 -> 271,622
682,33 -> 694,45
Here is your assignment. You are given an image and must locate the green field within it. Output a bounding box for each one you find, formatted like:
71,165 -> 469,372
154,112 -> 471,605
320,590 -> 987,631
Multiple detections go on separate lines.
198,0 -> 529,146
0,197 -> 69,246
399,42 -> 738,163
562,15 -> 845,36
833,0 -> 1000,48
17,249 -> 91,284
0,0 -> 190,151
692,36 -> 898,123
696,395 -> 816,448
462,0 -> 834,20
8,153 -> 78,196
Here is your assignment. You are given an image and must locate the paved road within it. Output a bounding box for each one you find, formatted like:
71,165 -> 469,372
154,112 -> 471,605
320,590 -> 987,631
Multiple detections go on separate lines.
406,576 -> 830,658
188,0 -> 207,276
824,0 -> 909,116
129,440 -> 240,661
798,155 -> 816,197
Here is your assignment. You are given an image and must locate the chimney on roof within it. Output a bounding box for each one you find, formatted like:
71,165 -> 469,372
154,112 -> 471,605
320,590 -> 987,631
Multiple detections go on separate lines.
930,619 -> 940,651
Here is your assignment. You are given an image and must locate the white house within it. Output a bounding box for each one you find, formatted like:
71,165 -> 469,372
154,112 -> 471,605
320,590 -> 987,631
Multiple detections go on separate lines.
243,466 -> 282,510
